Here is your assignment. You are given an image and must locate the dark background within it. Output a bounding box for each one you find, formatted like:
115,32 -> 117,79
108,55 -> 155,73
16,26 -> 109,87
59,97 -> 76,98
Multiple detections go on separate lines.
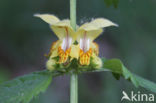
0,0 -> 156,103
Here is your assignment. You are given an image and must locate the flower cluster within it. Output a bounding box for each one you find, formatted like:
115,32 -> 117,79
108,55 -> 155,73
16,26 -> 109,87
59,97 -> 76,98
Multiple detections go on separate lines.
35,14 -> 118,71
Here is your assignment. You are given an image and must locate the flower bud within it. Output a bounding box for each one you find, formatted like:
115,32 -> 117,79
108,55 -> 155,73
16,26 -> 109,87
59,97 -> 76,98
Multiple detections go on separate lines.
92,55 -> 102,69
46,59 -> 56,71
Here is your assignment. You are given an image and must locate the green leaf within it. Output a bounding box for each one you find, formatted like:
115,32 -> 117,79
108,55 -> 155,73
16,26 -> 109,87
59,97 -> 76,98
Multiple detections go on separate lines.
103,59 -> 139,87
101,58 -> 156,93
0,70 -> 52,103
133,74 -> 156,93
104,0 -> 119,8
103,59 -> 122,74
112,72 -> 120,80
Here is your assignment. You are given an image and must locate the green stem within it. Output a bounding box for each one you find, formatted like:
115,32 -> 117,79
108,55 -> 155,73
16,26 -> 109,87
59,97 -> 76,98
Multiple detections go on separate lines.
70,0 -> 76,30
70,74 -> 78,103
70,0 -> 78,103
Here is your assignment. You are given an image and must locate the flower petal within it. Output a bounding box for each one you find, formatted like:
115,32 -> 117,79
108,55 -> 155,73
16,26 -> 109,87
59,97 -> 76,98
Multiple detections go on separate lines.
34,14 -> 60,25
77,18 -> 118,41
49,40 -> 62,58
51,20 -> 76,40
70,44 -> 80,60
34,14 -> 76,43
78,18 -> 118,31
76,29 -> 103,42
90,42 -> 99,56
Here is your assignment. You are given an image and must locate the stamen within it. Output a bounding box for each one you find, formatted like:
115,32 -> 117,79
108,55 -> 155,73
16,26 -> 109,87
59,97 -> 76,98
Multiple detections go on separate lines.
82,32 -> 87,52
65,27 -> 69,50
61,27 -> 72,51
80,31 -> 90,53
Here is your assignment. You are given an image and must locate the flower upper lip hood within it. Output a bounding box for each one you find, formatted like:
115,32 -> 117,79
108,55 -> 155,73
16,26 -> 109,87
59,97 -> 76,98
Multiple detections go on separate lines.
34,14 -> 76,41
76,18 -> 118,42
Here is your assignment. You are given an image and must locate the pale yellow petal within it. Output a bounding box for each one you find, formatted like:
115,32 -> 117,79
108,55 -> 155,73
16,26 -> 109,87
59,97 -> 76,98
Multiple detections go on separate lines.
34,14 -> 60,25
70,44 -> 80,60
77,29 -> 103,42
77,18 -> 118,41
54,20 -> 71,27
49,40 -> 61,58
90,42 -> 99,56
50,49 -> 58,58
35,14 -> 76,41
78,18 -> 118,31
51,20 -> 76,41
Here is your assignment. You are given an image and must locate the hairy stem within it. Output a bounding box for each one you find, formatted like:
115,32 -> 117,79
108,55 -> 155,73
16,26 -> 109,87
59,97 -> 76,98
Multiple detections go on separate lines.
70,0 -> 78,103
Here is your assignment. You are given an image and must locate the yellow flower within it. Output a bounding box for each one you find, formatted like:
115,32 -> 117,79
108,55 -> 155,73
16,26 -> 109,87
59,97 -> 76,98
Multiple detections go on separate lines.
35,14 -> 118,70
34,14 -> 79,64
76,18 -> 118,66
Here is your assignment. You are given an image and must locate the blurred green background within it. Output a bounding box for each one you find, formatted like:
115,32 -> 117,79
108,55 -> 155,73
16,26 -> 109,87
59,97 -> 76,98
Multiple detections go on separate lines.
0,0 -> 156,103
